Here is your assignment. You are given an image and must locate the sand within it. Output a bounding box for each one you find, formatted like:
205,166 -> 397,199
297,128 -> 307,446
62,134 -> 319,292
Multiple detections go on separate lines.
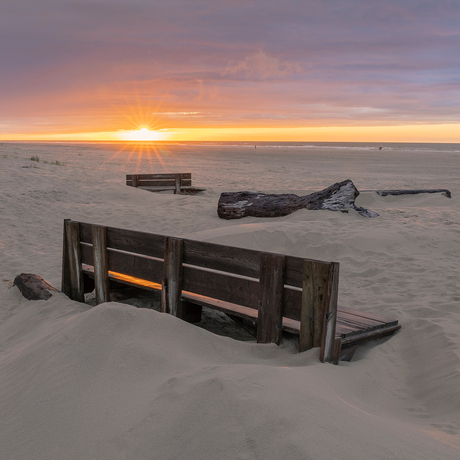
0,141 -> 459,459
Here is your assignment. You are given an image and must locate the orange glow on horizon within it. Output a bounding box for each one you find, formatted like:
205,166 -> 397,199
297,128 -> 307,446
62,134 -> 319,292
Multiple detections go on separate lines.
1,124 -> 460,143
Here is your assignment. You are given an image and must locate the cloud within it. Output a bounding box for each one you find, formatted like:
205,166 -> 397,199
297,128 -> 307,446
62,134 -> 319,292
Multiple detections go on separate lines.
223,50 -> 302,81
1,0 -> 460,134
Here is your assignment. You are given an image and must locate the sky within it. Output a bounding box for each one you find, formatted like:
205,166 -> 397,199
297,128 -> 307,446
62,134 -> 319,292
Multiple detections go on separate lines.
1,0 -> 459,142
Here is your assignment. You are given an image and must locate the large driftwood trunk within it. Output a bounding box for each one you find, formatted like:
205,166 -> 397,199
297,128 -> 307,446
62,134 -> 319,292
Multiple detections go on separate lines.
14,273 -> 59,300
218,179 -> 379,219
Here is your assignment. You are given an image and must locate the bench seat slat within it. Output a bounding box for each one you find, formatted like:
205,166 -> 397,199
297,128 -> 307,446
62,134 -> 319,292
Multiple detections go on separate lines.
132,180 -> 193,187
127,173 -> 192,180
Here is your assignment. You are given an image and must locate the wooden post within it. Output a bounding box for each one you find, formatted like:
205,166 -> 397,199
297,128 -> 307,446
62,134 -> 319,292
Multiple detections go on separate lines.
319,262 -> 340,364
132,174 -> 139,188
174,174 -> 181,194
161,237 -> 184,316
92,225 -> 110,305
61,218 -> 71,297
63,220 -> 85,302
299,261 -> 331,352
257,253 -> 285,345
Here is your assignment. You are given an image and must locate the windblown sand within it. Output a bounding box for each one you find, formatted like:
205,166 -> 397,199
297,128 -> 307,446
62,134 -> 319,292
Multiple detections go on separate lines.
1,142 -> 459,459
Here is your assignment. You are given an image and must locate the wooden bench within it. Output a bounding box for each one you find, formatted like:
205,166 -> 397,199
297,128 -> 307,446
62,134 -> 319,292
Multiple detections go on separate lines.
126,173 -> 206,194
61,219 -> 400,364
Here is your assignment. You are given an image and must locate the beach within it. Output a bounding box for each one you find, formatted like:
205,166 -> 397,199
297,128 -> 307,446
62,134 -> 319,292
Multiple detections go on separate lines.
1,141 -> 459,459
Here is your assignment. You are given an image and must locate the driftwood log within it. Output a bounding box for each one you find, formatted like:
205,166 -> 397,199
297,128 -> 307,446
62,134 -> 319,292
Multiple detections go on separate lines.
14,273 -> 59,300
217,179 -> 379,220
375,189 -> 451,198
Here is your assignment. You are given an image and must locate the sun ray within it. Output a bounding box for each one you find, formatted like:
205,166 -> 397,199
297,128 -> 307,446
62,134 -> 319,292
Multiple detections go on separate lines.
101,81 -> 181,172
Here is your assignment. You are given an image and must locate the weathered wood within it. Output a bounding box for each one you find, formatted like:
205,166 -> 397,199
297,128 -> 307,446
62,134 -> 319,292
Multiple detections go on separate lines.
338,305 -> 399,326
92,225 -> 110,305
181,291 -> 259,322
375,188 -> 451,198
79,223 -> 165,258
64,220 -> 400,362
332,337 -> 342,365
217,179 -> 379,219
128,180 -> 193,187
65,220 -> 84,302
126,173 -> 204,193
162,237 -> 184,316
299,261 -> 330,351
319,262 -> 340,363
182,266 -> 260,309
127,173 -> 192,180
14,273 -> 59,300
61,218 -> 71,297
257,253 -> 285,345
174,174 -> 181,194
183,239 -> 261,278
340,324 -> 401,346
299,262 -> 314,351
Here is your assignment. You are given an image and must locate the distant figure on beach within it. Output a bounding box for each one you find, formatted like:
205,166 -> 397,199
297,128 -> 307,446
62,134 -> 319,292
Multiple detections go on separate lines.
379,146 -> 383,150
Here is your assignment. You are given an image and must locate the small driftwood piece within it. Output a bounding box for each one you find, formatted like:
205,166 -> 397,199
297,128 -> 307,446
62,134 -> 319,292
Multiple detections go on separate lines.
14,273 -> 59,300
375,189 -> 451,198
218,179 -> 379,220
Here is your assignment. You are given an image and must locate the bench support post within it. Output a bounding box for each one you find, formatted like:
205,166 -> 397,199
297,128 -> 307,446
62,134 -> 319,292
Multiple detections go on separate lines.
319,262 -> 341,364
62,219 -> 85,302
257,253 -> 285,345
132,174 -> 139,188
162,237 -> 184,317
174,174 -> 181,194
92,225 -> 110,305
299,261 -> 331,352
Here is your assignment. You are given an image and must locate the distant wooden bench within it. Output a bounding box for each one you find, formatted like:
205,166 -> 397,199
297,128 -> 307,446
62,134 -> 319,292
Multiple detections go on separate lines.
62,219 -> 400,363
126,173 -> 205,194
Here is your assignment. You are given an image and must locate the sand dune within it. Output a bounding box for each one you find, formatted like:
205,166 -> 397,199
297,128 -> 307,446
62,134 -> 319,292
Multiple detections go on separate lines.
1,142 -> 459,459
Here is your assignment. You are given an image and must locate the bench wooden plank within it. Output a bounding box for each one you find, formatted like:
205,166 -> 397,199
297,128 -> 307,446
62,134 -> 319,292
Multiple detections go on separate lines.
182,266 -> 261,309
338,305 -> 399,326
340,324 -> 401,346
127,173 -> 192,180
82,265 -> 163,291
183,239 -> 261,278
79,223 -> 165,258
80,242 -> 164,284
127,179 -> 193,187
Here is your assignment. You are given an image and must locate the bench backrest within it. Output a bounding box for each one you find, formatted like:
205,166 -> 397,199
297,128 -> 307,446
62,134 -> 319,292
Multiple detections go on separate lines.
62,220 -> 339,361
126,173 -> 192,188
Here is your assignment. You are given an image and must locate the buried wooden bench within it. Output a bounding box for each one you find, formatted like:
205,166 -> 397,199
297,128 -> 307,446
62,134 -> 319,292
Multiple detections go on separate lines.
61,219 -> 400,364
126,173 -> 206,194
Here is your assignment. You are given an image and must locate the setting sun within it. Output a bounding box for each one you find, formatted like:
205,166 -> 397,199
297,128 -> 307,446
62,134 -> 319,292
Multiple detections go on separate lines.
117,127 -> 168,141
